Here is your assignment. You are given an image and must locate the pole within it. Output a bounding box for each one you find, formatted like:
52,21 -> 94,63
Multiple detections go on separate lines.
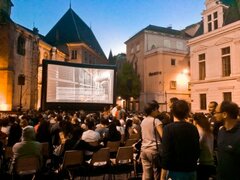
20,85 -> 23,111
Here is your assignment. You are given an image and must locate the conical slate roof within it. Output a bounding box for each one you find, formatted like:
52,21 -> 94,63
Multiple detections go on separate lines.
45,8 -> 106,59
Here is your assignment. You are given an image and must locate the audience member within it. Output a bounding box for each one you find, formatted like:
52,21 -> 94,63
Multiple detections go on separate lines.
141,100 -> 163,180
193,113 -> 215,180
214,101 -> 240,180
11,126 -> 42,172
161,100 -> 200,180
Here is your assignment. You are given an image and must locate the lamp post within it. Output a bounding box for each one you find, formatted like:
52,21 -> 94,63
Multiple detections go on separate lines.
18,74 -> 25,111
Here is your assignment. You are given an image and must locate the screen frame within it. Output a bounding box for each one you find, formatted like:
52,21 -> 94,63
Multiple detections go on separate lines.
41,59 -> 116,111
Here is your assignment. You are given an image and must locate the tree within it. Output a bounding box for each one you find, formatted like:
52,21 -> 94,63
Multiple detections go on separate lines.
117,62 -> 141,110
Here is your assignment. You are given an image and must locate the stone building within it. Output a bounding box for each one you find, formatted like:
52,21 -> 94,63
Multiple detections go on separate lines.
125,25 -> 192,111
188,0 -> 240,112
0,0 -> 107,111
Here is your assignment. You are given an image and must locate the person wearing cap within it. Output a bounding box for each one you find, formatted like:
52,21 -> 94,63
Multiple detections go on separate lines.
11,126 -> 42,171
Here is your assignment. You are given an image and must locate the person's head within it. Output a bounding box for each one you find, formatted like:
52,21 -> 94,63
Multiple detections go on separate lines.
172,100 -> 190,121
214,101 -> 239,122
86,120 -> 95,130
208,101 -> 218,115
193,112 -> 212,135
168,97 -> 179,109
108,123 -> 118,134
22,126 -> 36,141
144,100 -> 159,117
19,116 -> 29,128
71,127 -> 83,140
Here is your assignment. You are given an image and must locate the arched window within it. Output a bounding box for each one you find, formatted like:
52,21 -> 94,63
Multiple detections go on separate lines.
43,52 -> 49,59
17,35 -> 26,55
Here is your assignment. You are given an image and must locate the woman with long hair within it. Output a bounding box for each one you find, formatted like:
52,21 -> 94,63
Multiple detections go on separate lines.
193,113 -> 215,180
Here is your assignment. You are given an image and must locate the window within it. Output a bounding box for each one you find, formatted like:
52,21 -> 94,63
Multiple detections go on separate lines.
199,53 -> 206,80
71,50 -> 77,59
176,41 -> 183,50
170,81 -> 176,89
208,14 -> 212,21
164,39 -> 171,48
43,52 -> 49,59
223,92 -> 232,102
136,44 -> 140,52
171,59 -> 176,66
213,11 -> 218,19
221,47 -> 231,77
17,36 -> 26,55
131,47 -> 134,54
188,82 -> 191,91
200,94 -> 207,110
207,12 -> 218,32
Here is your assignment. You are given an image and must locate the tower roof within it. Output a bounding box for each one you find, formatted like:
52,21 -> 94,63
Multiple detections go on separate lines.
45,8 -> 106,59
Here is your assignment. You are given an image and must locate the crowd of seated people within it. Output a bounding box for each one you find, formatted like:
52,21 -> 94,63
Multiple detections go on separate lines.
0,100 -> 239,180
0,107 -> 142,175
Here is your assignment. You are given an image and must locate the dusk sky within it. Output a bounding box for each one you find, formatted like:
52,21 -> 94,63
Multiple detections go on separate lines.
11,0 -> 205,56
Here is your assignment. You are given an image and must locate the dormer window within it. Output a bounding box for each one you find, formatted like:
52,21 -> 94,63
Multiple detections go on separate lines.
71,50 -> 77,59
207,11 -> 218,32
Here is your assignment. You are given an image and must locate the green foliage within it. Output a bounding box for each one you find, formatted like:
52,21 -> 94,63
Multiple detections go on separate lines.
117,62 -> 141,99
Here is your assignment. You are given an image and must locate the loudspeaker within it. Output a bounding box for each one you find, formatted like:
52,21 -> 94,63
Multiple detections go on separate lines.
18,74 -> 25,85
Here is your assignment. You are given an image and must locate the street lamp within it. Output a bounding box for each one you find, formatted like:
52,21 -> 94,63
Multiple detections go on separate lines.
18,74 -> 25,111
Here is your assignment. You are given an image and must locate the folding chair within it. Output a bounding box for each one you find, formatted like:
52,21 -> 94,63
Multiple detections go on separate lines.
13,156 -> 40,180
129,133 -> 140,140
59,150 -> 85,180
125,138 -> 138,147
106,141 -> 120,158
111,146 -> 135,179
87,147 -> 111,179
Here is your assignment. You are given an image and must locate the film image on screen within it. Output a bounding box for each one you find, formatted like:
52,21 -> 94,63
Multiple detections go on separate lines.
47,64 -> 114,104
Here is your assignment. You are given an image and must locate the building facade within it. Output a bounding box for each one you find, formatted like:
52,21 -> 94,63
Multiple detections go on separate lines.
188,0 -> 240,112
126,25 -> 191,111
0,0 -> 107,111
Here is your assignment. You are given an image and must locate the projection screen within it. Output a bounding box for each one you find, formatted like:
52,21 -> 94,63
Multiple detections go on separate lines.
41,60 -> 116,111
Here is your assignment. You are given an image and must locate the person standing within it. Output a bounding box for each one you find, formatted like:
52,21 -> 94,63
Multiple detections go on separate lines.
141,100 -> 163,180
161,100 -> 200,180
193,113 -> 215,180
207,101 -> 222,150
214,101 -> 240,180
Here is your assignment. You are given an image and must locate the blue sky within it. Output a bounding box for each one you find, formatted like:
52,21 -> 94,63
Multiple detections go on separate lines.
11,0 -> 205,56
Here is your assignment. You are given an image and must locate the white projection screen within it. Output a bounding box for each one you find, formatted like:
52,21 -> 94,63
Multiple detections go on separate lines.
41,60 -> 116,111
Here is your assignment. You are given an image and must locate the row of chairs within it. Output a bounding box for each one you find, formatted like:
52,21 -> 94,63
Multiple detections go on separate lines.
3,139 -> 139,180
61,146 -> 135,180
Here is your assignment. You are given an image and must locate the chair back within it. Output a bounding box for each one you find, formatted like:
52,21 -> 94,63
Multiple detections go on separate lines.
90,148 -> 110,166
4,146 -> 13,159
15,156 -> 40,175
125,139 -> 138,146
62,150 -> 84,169
116,146 -> 133,164
88,141 -> 99,146
106,141 -> 120,153
41,142 -> 49,158
129,133 -> 140,140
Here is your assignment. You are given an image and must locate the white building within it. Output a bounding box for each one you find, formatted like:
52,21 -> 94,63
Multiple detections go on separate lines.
188,0 -> 240,112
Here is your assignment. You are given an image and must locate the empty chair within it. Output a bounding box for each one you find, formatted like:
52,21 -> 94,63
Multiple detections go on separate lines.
87,147 -> 111,179
111,146 -> 135,179
106,141 -> 120,158
59,150 -> 85,180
